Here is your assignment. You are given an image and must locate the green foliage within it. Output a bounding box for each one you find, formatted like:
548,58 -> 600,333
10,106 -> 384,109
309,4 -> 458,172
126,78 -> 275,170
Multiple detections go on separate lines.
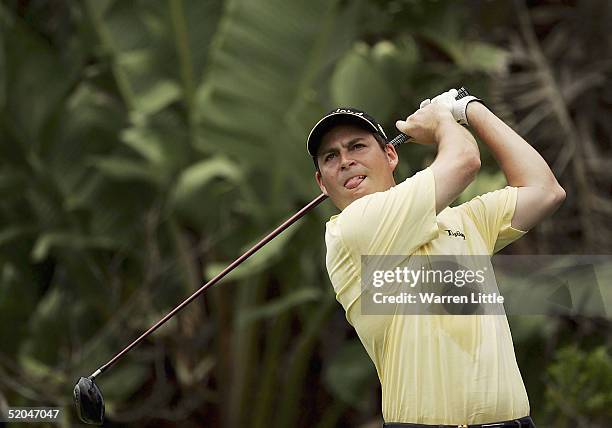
545,346 -> 612,427
98,364 -> 150,404
0,262 -> 39,356
324,340 -> 376,410
237,286 -> 321,327
204,218 -> 303,283
0,0 -> 607,427
171,155 -> 243,230
331,39 -> 417,119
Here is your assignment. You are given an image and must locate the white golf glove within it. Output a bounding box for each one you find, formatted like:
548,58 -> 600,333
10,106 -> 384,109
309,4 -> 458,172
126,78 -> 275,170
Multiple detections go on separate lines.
419,88 -> 482,126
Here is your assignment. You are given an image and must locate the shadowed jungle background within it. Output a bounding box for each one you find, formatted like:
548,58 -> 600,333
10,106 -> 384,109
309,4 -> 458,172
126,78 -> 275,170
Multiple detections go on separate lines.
0,0 -> 611,427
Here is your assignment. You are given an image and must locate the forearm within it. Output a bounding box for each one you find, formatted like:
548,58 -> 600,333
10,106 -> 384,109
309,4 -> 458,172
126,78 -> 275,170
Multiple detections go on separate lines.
430,120 -> 481,213
466,102 -> 561,189
434,120 -> 481,166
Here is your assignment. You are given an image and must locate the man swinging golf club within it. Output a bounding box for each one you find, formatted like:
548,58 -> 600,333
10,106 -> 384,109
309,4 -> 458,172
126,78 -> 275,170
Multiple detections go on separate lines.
73,88 -> 564,426
308,89 -> 565,427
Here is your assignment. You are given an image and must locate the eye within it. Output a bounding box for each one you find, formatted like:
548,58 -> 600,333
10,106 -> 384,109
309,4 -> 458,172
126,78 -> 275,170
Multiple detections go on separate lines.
352,143 -> 365,150
324,152 -> 336,162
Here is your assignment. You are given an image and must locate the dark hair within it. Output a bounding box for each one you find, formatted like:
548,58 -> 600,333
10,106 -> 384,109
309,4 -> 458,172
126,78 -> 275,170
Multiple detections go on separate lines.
313,132 -> 388,172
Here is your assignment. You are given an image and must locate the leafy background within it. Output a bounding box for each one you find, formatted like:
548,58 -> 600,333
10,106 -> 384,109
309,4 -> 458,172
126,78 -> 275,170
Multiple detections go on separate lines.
0,0 -> 610,427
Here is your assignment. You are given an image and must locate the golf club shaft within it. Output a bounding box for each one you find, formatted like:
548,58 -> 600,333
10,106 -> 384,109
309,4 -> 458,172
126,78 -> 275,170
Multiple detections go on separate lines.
90,192 -> 327,378
89,132 -> 410,379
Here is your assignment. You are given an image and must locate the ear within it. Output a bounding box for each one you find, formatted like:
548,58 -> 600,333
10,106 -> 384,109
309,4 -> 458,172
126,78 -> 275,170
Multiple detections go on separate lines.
315,171 -> 328,195
385,143 -> 399,172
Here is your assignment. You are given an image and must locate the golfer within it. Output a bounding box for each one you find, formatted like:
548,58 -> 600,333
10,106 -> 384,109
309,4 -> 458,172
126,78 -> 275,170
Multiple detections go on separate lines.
307,89 -> 565,428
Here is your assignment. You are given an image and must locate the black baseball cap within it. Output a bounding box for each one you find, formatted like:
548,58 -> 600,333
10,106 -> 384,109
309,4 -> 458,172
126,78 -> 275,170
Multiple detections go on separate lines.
306,107 -> 388,157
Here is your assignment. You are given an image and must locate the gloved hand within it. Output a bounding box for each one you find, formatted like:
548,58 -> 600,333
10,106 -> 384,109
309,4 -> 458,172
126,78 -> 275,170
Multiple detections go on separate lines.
419,88 -> 482,126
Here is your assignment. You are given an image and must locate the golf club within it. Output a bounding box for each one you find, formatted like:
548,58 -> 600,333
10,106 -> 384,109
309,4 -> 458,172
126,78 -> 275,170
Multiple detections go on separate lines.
71,132 -> 407,425
73,87 -> 473,425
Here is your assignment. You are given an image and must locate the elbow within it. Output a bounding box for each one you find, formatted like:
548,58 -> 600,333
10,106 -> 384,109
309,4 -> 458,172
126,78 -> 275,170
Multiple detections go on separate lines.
462,152 -> 481,181
461,134 -> 481,178
470,155 -> 482,175
551,184 -> 566,206
539,184 -> 566,213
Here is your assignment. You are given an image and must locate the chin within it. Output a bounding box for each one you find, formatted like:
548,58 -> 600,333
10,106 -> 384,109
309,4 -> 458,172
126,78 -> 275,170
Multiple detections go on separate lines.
342,187 -> 371,207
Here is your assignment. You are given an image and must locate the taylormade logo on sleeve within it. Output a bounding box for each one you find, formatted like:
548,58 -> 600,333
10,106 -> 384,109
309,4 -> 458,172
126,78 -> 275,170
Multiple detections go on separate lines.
445,229 -> 466,240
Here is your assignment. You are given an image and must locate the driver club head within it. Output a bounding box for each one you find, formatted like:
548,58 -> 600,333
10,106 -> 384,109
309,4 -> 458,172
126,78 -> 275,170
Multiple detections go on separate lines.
73,376 -> 105,425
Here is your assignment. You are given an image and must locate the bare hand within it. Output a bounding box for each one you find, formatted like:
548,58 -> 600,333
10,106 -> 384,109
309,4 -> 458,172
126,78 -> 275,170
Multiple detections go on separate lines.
395,103 -> 456,146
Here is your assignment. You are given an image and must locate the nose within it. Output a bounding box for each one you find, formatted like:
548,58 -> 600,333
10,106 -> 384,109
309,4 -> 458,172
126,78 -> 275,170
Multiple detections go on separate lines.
339,151 -> 356,170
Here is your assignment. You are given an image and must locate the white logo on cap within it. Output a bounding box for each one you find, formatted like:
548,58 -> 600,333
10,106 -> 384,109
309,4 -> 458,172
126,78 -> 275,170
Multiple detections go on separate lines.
334,108 -> 363,116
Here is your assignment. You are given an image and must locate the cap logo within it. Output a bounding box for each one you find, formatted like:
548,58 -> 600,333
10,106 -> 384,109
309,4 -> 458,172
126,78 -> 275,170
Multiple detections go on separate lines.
334,108 -> 363,116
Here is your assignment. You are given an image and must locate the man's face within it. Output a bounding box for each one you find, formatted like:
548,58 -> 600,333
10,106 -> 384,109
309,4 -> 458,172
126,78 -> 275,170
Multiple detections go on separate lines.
314,124 -> 398,210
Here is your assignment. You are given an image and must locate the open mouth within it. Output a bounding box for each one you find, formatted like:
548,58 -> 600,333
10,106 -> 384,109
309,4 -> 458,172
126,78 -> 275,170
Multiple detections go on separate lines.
344,175 -> 366,189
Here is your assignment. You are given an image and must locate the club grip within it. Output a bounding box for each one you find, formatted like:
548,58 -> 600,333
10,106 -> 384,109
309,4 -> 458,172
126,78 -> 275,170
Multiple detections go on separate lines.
389,133 -> 412,147
389,87 -> 472,148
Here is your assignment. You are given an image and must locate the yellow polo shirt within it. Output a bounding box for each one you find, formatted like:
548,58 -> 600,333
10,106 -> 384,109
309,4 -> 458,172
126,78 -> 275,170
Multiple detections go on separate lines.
324,167 -> 530,425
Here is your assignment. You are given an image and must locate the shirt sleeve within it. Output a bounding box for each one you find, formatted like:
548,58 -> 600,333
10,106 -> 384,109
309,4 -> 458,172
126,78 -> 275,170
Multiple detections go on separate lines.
458,186 -> 527,254
336,167 -> 439,258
